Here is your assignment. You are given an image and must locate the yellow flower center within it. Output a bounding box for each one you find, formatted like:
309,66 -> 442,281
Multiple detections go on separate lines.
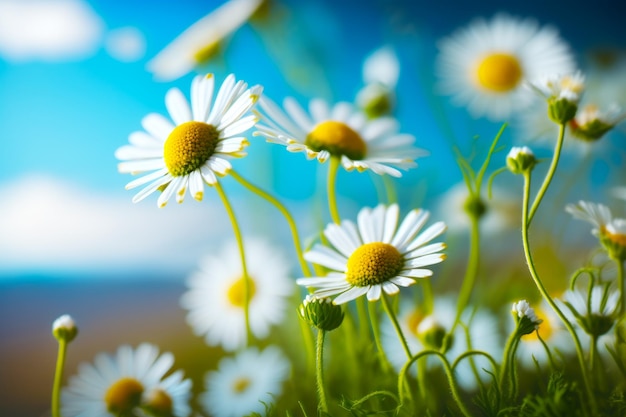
104,377 -> 144,414
227,276 -> 257,307
232,377 -> 251,393
145,387 -> 173,415
305,121 -> 367,160
522,310 -> 553,342
163,121 -> 219,177
345,242 -> 404,287
476,53 -> 523,93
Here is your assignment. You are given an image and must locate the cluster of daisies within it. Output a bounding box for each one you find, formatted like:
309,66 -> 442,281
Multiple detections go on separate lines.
52,8 -> 626,417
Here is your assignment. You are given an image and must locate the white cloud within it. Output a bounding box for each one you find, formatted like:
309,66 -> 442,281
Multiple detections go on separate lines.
104,26 -> 146,62
0,175 -> 235,276
0,0 -> 104,62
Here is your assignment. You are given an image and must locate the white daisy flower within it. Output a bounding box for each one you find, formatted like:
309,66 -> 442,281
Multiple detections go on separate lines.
180,238 -> 293,351
566,200 -> 626,260
436,13 -> 575,121
381,295 -> 503,390
562,286 -> 619,324
527,71 -> 585,104
62,343 -> 192,417
516,303 -> 573,369
200,346 -> 291,417
115,73 -> 262,207
146,0 -> 265,81
296,204 -> 446,304
254,96 -> 427,177
514,100 -> 605,155
356,45 -> 400,118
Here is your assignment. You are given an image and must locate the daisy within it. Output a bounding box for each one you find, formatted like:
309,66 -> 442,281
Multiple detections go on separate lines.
515,303 -> 573,369
561,285 -> 619,337
381,295 -> 503,391
62,343 -> 192,417
296,204 -> 446,304
115,73 -> 262,207
436,13 -> 575,121
200,346 -> 291,417
254,96 -> 427,177
146,0 -> 265,81
514,100 -> 608,155
180,238 -> 293,351
566,200 -> 626,260
356,45 -> 400,118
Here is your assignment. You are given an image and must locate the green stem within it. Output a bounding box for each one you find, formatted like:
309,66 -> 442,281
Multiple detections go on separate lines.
527,123 -> 566,225
215,181 -> 253,345
229,170 -> 312,277
499,330 -> 518,394
316,329 -> 329,414
399,351 -> 473,417
521,172 -> 597,415
368,301 -> 392,373
51,338 -> 67,417
617,259 -> 625,316
450,211 -> 481,336
327,156 -> 341,225
381,293 -> 412,359
356,298 -> 370,340
421,279 -> 434,314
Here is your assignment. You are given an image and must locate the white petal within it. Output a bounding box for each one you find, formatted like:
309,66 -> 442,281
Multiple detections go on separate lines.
304,245 -> 348,271
165,87 -> 192,125
382,204 -> 399,243
406,222 -> 447,251
391,209 -> 429,251
142,113 -> 174,141
333,286 -> 370,304
367,285 -> 382,301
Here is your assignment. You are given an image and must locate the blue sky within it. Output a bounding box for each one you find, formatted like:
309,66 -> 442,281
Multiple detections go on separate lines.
0,0 -> 624,277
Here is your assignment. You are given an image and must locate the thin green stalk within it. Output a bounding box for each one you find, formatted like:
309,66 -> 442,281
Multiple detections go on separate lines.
381,293 -> 412,359
51,338 -> 67,417
521,172 -> 597,415
499,331 -> 518,394
617,259 -> 625,316
420,279 -> 434,314
327,156 -> 341,225
399,350 -> 473,417
527,123 -> 566,225
316,329 -> 329,414
450,211 -> 481,335
368,301 -> 392,373
229,170 -> 312,277
215,181 -> 253,345
356,298 -> 370,340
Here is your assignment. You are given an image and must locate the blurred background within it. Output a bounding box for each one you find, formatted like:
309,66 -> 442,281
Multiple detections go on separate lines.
1,0 -> 625,415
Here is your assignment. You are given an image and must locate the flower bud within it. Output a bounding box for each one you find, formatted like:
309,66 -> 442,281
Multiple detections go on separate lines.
52,314 -> 78,342
417,316 -> 449,351
298,295 -> 344,331
356,83 -> 395,119
511,300 -> 542,336
506,146 -> 536,175
570,104 -> 626,142
528,72 -> 585,124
